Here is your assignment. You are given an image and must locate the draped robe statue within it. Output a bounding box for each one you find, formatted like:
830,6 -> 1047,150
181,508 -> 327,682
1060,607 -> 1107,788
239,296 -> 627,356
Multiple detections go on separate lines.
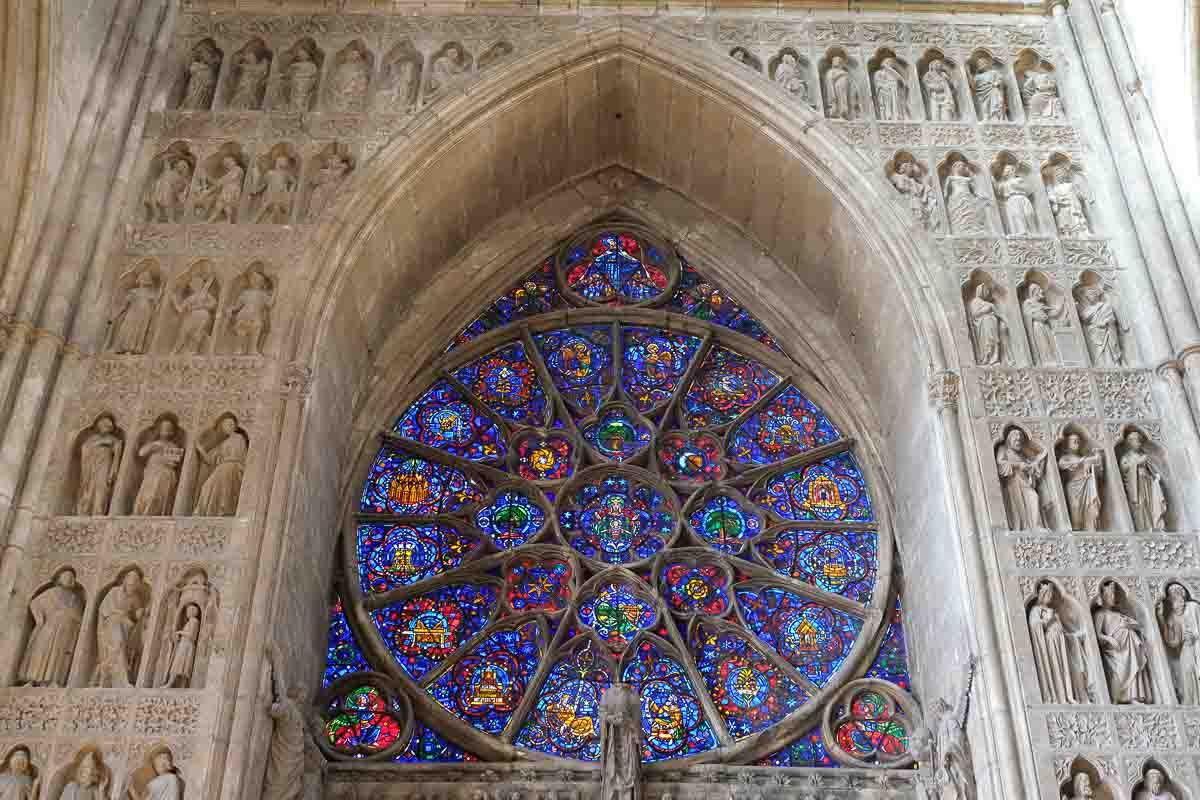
263,684 -> 308,800
995,428 -> 1047,530
971,55 -> 1008,121
0,747 -> 37,800
1158,582 -> 1200,704
1093,581 -> 1153,704
1137,769 -> 1179,800
600,684 -> 641,800
1028,580 -> 1090,703
1057,433 -> 1102,531
1120,431 -> 1167,531
1077,286 -> 1124,366
967,283 -> 1008,365
93,569 -> 148,688
62,748 -> 110,800
20,569 -> 84,686
77,415 -> 122,516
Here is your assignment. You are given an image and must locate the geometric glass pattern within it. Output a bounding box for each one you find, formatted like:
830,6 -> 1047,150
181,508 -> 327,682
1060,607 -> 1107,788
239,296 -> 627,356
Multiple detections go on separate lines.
323,596 -> 372,687
359,446 -> 483,515
449,259 -> 561,351
865,594 -> 912,691
735,586 -> 863,686
394,380 -> 504,463
514,642 -> 613,761
757,725 -> 839,767
669,259 -> 779,351
325,685 -> 404,756
563,231 -> 670,305
683,345 -> 780,429
452,342 -> 549,427
621,637 -> 719,762
506,556 -> 573,613
754,452 -> 874,523
474,489 -> 546,550
357,522 -> 481,594
558,471 -> 675,565
514,432 -> 575,482
727,385 -> 841,465
395,720 -> 478,762
661,562 -> 730,617
534,326 -> 613,414
621,327 -> 703,413
752,528 -> 877,605
686,493 -> 762,554
577,582 -> 656,650
371,583 -> 498,680
832,689 -> 910,763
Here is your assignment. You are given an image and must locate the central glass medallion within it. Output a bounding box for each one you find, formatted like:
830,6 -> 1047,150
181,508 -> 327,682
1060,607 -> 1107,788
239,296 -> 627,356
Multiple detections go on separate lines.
557,466 -> 678,565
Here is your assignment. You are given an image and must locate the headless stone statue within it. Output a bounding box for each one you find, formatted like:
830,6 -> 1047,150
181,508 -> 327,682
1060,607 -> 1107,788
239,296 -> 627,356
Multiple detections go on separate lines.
600,683 -> 641,800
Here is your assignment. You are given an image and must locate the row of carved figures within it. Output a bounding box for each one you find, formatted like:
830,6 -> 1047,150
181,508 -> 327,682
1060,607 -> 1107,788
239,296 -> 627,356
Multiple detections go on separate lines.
1027,577 -> 1200,708
732,45 -> 1064,125
14,565 -> 217,690
0,744 -> 184,800
141,140 -> 352,225
68,412 -> 247,518
107,260 -> 272,356
965,269 -> 1130,368
889,151 -> 1094,239
1063,762 -> 1190,800
996,424 -> 1169,532
174,35 -> 513,114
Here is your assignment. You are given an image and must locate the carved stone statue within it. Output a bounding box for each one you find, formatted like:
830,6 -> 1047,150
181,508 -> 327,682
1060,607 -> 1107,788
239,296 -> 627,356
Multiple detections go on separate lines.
109,269 -> 161,354
77,414 -> 123,516
599,683 -> 641,800
996,427 -> 1048,530
1023,68 -> 1063,120
1022,284 -> 1063,366
144,158 -> 192,223
923,59 -> 958,121
194,155 -> 244,223
912,657 -> 977,800
172,273 -> 217,355
944,161 -> 987,235
263,683 -> 308,800
1028,580 -> 1090,703
229,269 -> 274,355
996,165 -> 1037,236
1120,430 -> 1167,531
132,418 -> 183,516
307,152 -> 352,220
1093,580 -> 1153,703
823,55 -> 856,119
1048,164 -> 1091,237
180,41 -> 220,111
1137,769 -> 1178,800
93,567 -> 148,688
160,604 -> 200,687
890,161 -> 937,230
971,54 -> 1008,121
1065,773 -> 1094,800
0,748 -> 37,800
229,49 -> 269,111
1057,433 -> 1102,531
1077,286 -> 1124,367
61,747 -> 111,800
126,747 -> 182,800
329,47 -> 369,112
967,283 -> 1009,365
19,568 -> 84,686
380,56 -> 418,108
154,571 -> 214,689
428,44 -> 470,96
252,156 -> 297,224
1157,581 -> 1200,704
286,44 -> 319,111
773,53 -> 809,104
873,57 -> 908,121
193,415 -> 247,516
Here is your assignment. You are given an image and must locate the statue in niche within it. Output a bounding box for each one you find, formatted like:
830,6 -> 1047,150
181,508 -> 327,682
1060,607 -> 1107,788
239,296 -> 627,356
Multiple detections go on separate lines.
995,427 -> 1048,530
1065,773 -> 1095,800
1137,769 -> 1178,800
1120,430 -> 1167,531
996,164 -> 1037,236
109,269 -> 161,354
890,160 -> 937,230
1157,581 -> 1200,704
773,53 -> 809,104
172,273 -> 217,355
76,414 -> 123,516
1048,164 -> 1091,237
307,150 -> 352,220
229,49 -> 269,111
228,268 -> 274,355
970,54 -> 1008,122
251,155 -> 297,224
1029,580 -> 1091,703
380,55 -> 417,108
873,57 -> 908,121
600,683 -> 641,800
194,155 -> 244,223
967,283 -> 1010,365
944,161 -> 988,235
0,747 -> 37,800
126,747 -> 182,800
93,567 -> 148,688
144,158 -> 192,223
61,747 -> 111,800
286,44 -> 319,112
823,55 -> 856,120
1077,285 -> 1125,367
181,41 -> 221,111
153,571 -> 214,689
1023,68 -> 1063,120
1093,580 -> 1153,703
923,59 -> 958,121
428,44 -> 470,96
1057,432 -> 1103,532
193,414 -> 247,516
1022,283 -> 1066,366
263,682 -> 309,800
19,567 -> 84,687
328,47 -> 369,112
160,603 -> 200,688
132,418 -> 183,516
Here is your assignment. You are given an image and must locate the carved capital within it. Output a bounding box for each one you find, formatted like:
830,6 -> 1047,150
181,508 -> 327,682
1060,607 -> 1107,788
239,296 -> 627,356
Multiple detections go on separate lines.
929,370 -> 961,411
283,362 -> 314,398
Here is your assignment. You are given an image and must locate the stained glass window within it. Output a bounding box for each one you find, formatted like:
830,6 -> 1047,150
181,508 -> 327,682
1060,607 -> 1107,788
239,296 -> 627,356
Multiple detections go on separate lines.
324,224 -> 908,767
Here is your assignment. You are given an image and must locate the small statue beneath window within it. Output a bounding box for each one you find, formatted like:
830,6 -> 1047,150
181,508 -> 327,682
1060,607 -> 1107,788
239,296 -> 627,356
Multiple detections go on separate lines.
600,683 -> 641,800
1157,581 -> 1200,704
1093,579 -> 1153,704
923,59 -> 958,121
913,656 -> 977,800
263,680 -> 310,800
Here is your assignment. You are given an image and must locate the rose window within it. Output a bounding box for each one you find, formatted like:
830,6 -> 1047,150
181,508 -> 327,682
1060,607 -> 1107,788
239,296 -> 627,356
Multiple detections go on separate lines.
320,224 -> 912,767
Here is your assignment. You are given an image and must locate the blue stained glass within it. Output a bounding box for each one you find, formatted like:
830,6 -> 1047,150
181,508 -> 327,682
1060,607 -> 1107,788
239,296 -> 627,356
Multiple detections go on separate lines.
449,260 -> 561,350
323,596 -> 371,687
371,583 -> 498,680
558,472 -> 675,564
621,327 -> 703,412
395,720 -> 478,762
515,641 -> 613,760
452,342 -> 549,427
507,555 -> 573,612
657,431 -> 726,482
621,637 -> 718,761
735,586 -> 863,686
754,452 -> 874,523
534,326 -> 613,414
564,232 -> 670,305
577,582 -> 656,650
661,562 -> 730,616
687,493 -> 762,554
474,489 -> 546,549
357,522 -> 481,594
581,406 -> 652,462
394,380 -> 505,463
727,385 -> 842,465
683,346 -> 780,429
669,260 -> 780,351
865,594 -> 912,690
690,621 -> 807,740
753,528 -> 877,604
757,726 -> 839,767
427,620 -> 546,735
359,446 -> 484,515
